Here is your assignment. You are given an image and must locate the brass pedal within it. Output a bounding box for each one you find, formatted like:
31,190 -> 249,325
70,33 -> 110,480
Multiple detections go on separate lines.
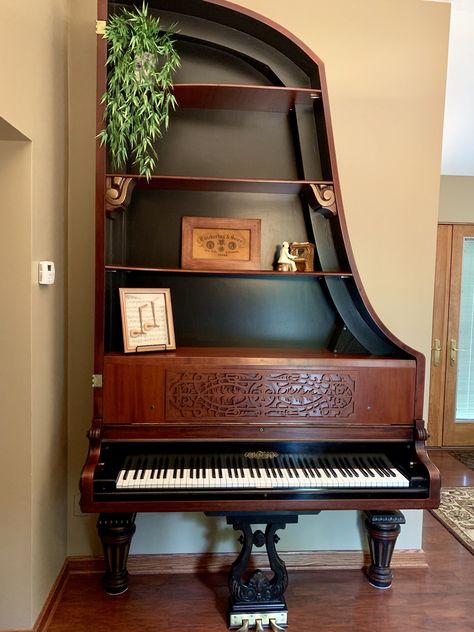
235,620 -> 249,632
255,620 -> 265,632
269,619 -> 285,632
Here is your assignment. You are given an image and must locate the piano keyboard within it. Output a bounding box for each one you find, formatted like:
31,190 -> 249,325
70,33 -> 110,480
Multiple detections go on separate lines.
115,453 -> 409,491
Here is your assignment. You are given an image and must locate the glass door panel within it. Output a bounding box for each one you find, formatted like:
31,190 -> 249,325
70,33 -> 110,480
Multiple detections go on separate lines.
443,225 -> 474,445
455,236 -> 474,421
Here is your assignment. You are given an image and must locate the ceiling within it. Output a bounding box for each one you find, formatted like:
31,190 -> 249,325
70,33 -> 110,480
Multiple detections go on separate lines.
433,0 -> 474,175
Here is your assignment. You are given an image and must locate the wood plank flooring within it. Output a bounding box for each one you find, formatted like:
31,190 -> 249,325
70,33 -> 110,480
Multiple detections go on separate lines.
46,450 -> 474,632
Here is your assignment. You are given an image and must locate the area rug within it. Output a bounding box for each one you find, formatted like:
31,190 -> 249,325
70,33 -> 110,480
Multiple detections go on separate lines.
448,451 -> 474,470
430,487 -> 474,554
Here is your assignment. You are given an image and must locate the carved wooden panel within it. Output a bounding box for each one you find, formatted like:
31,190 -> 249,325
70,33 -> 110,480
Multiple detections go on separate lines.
166,370 -> 355,420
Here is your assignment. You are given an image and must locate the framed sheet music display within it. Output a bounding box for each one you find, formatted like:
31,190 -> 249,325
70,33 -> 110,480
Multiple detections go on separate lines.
119,288 -> 176,353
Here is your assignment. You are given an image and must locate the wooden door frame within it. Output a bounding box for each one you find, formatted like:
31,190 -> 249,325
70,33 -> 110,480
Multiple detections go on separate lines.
442,224 -> 474,445
428,223 -> 474,446
427,224 -> 451,446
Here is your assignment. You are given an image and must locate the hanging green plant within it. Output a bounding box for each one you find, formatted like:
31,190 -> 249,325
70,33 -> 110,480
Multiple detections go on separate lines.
98,2 -> 180,181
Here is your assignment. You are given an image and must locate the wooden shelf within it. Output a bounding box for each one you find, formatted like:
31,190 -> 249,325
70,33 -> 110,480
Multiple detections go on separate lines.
105,174 -> 333,194
103,347 -> 406,365
105,264 -> 352,278
173,83 -> 322,112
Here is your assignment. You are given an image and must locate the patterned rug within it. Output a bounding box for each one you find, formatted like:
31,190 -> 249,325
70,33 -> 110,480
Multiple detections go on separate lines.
449,451 -> 474,470
430,487 -> 474,554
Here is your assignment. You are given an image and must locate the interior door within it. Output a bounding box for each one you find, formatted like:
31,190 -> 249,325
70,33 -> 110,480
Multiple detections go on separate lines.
442,225 -> 474,445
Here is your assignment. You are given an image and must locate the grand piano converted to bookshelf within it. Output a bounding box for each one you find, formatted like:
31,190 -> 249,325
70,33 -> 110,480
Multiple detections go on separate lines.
80,1 -> 440,629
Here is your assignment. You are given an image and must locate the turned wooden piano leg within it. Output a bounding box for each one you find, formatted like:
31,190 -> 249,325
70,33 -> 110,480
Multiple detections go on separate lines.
364,510 -> 406,589
97,512 -> 136,595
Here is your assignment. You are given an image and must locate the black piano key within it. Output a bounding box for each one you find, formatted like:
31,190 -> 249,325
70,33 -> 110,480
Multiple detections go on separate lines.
333,457 -> 348,477
226,456 -> 233,478
288,456 -> 300,478
303,457 -> 316,478
273,457 -> 284,478
283,456 -> 294,478
323,457 -> 337,478
155,456 -> 162,478
217,456 -> 223,479
179,456 -> 185,479
133,457 -> 142,480
375,456 -> 396,477
189,456 -> 194,479
354,456 -> 372,477
211,456 -> 216,479
232,456 -> 238,477
308,457 -> 321,477
342,456 -> 358,477
238,456 -> 245,478
123,457 -> 133,480
140,457 -> 148,479
172,456 -> 178,479
367,456 -> 385,477
317,457 -> 330,477
297,456 -> 309,477
268,458 -> 278,478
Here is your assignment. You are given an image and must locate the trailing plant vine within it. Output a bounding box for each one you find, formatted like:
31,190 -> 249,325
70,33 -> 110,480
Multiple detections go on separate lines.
98,2 -> 180,180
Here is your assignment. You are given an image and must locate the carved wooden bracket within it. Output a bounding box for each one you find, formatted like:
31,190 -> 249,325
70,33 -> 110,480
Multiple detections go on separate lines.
305,183 -> 337,217
105,176 -> 137,213
415,419 -> 429,442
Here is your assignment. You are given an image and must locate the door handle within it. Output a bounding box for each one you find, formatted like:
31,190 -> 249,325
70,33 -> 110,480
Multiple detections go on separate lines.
450,338 -> 465,367
432,338 -> 441,367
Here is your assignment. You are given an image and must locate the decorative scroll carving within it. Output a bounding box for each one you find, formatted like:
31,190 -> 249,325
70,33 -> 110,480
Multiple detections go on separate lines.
105,176 -> 136,213
229,523 -> 288,603
415,419 -> 429,442
305,183 -> 337,217
227,516 -> 292,622
167,370 -> 355,419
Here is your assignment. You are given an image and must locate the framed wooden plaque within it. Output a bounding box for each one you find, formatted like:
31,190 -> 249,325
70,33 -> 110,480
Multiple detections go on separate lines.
181,216 -> 261,270
119,288 -> 176,353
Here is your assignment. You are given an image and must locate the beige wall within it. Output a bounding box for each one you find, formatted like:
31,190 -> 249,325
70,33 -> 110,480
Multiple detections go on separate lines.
439,176 -> 474,223
0,139 -> 33,627
67,0 -> 449,559
0,1 -> 68,629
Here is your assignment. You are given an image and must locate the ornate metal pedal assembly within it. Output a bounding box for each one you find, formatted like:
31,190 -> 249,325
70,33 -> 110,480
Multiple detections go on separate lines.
222,513 -> 300,630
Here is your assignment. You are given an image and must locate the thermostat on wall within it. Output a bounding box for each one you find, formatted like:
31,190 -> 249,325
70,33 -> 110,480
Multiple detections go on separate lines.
38,261 -> 55,285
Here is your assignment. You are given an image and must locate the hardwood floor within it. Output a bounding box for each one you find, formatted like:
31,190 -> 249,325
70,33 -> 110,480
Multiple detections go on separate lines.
46,450 -> 474,632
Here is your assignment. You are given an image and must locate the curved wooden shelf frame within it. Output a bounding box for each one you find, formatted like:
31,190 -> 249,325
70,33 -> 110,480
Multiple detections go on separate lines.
105,176 -> 337,213
105,264 -> 352,278
172,83 -> 322,111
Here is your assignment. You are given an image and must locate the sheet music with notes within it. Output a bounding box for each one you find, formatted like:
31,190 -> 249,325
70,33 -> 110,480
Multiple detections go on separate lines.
119,288 -> 175,352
